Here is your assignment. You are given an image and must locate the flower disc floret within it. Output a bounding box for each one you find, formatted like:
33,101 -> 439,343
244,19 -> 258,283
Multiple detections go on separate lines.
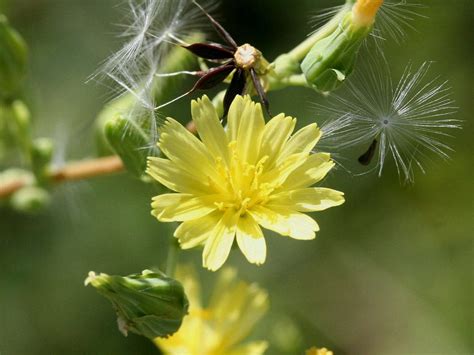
147,95 -> 344,271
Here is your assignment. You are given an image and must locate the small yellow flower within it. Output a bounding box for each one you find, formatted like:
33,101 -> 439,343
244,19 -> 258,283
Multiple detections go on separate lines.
352,0 -> 384,27
306,347 -> 334,355
147,95 -> 344,271
155,266 -> 269,355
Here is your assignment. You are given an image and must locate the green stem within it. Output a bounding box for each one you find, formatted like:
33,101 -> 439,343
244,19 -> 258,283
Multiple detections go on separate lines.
165,235 -> 180,277
285,3 -> 351,62
266,2 -> 353,92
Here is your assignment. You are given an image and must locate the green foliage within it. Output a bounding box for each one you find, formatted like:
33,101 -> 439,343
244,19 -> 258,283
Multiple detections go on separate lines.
0,100 -> 31,161
0,14 -> 28,99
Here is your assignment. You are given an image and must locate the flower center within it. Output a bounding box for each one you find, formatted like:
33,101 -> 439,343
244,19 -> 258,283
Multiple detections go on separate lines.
213,141 -> 275,216
234,44 -> 261,70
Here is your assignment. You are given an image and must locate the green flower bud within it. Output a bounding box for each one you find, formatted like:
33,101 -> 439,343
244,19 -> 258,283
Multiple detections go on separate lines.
104,114 -> 158,179
0,100 -> 31,159
301,0 -> 382,93
85,270 -> 189,340
301,13 -> 371,93
10,185 -> 51,214
0,15 -> 28,99
31,138 -> 54,184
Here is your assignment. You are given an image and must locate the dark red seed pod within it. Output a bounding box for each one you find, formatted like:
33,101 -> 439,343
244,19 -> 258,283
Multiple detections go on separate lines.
223,68 -> 246,116
184,43 -> 234,60
358,139 -> 378,165
192,64 -> 235,91
250,68 -> 270,115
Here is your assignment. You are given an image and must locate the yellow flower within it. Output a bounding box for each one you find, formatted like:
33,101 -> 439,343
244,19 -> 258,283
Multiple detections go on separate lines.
352,0 -> 384,27
306,347 -> 334,355
147,95 -> 344,271
154,266 -> 269,355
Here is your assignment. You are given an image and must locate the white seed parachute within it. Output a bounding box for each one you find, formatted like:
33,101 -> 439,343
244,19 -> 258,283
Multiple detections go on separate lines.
316,58 -> 460,183
92,0 -> 216,150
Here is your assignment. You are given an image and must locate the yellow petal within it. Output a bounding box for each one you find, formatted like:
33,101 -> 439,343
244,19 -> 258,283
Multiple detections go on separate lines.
270,187 -> 345,212
282,153 -> 335,190
260,152 -> 307,187
250,205 -> 319,240
147,157 -> 211,194
236,214 -> 266,265
209,268 -> 269,350
208,267 -> 238,310
228,95 -> 265,165
159,117 -> 220,182
151,193 -> 187,219
173,265 -> 202,310
174,211 -> 222,249
277,123 -> 321,164
202,210 -> 238,271
227,341 -> 269,355
227,95 -> 249,141
151,193 -> 217,222
191,95 -> 230,164
259,113 -> 296,170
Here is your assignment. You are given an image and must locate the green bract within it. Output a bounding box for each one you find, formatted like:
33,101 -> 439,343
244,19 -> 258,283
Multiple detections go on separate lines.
85,270 -> 189,340
301,12 -> 372,93
105,114 -> 158,179
0,15 -> 28,99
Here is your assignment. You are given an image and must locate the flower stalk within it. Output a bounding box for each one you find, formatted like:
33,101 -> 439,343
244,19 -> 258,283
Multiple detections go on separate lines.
0,155 -> 125,200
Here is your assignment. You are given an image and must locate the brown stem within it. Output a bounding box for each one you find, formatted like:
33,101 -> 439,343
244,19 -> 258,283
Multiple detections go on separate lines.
51,156 -> 124,182
0,180 -> 26,198
0,156 -> 125,200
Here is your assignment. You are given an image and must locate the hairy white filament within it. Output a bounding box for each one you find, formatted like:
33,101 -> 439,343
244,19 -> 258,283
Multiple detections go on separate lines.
91,0 -> 216,150
310,0 -> 426,45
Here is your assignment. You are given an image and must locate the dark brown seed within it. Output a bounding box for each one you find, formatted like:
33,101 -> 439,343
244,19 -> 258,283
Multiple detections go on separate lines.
250,68 -> 270,115
193,64 -> 235,91
358,139 -> 378,165
184,43 -> 234,60
223,68 -> 246,117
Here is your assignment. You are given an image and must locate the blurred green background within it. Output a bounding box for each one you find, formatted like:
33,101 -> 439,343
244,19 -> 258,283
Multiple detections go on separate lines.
0,0 -> 472,354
